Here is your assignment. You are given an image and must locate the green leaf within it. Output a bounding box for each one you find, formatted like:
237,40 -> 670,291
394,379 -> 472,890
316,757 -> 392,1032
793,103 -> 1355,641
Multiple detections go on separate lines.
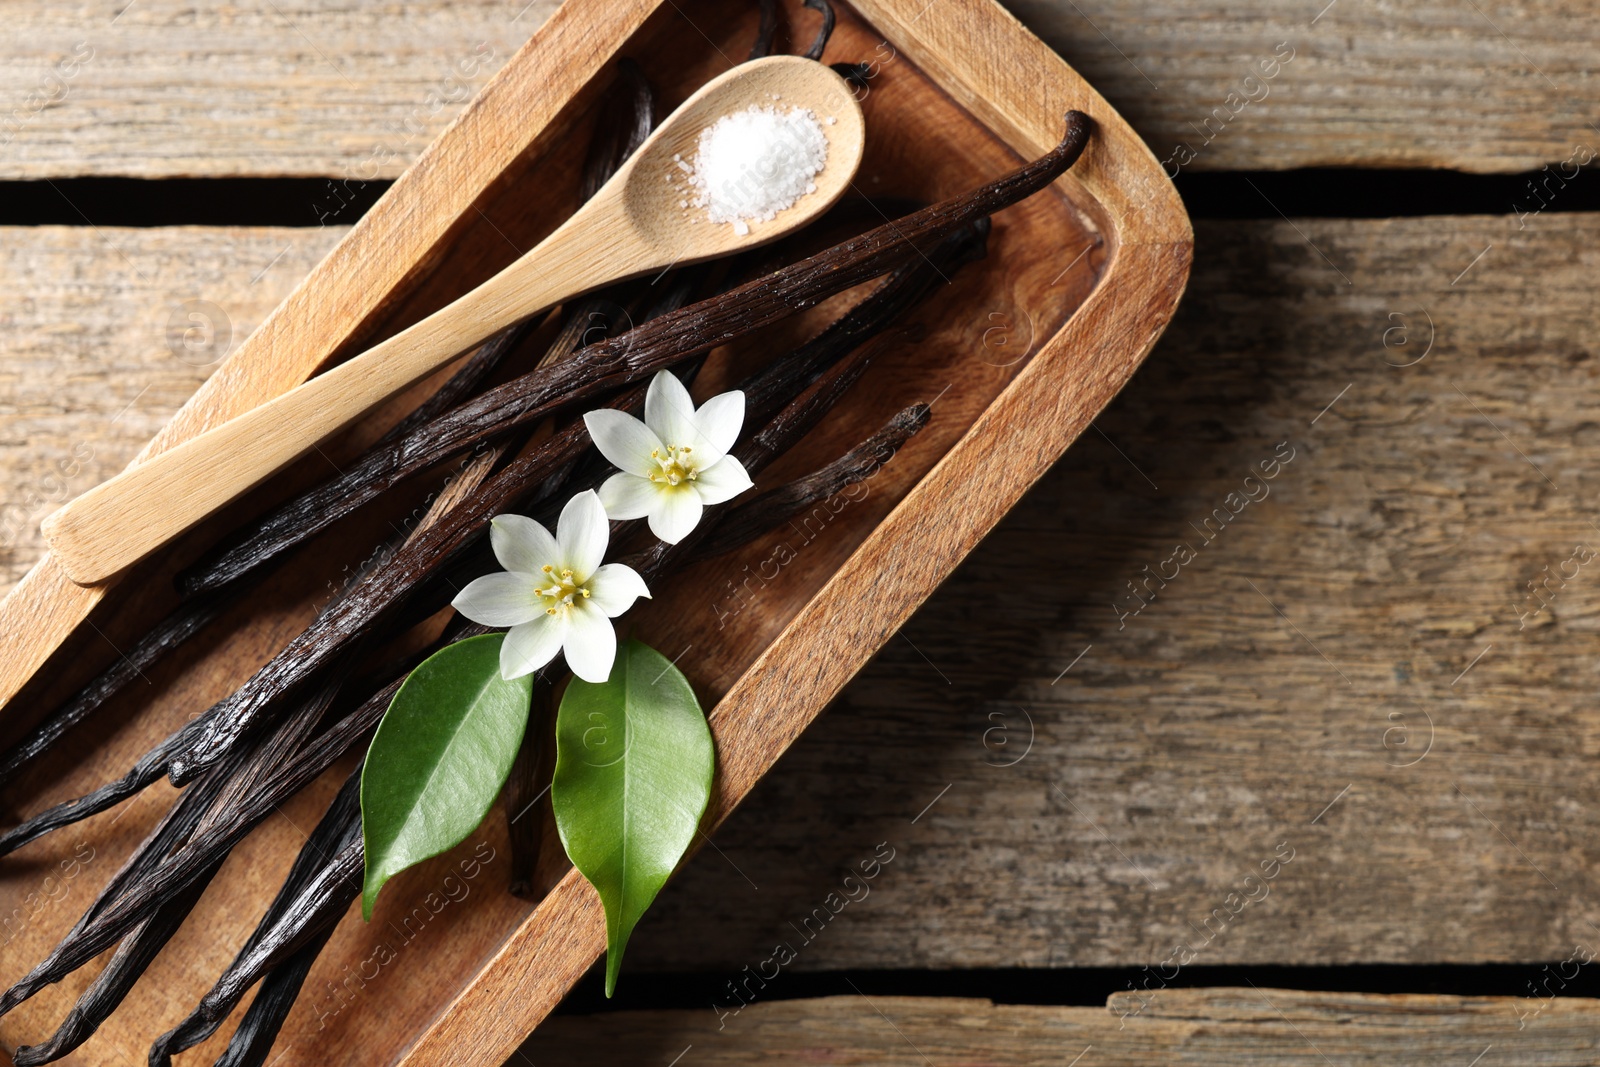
552,639 -> 714,996
361,632 -> 532,920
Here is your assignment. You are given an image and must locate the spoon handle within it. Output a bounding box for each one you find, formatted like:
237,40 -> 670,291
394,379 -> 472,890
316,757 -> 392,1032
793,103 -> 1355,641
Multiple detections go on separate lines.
42,205 -> 637,586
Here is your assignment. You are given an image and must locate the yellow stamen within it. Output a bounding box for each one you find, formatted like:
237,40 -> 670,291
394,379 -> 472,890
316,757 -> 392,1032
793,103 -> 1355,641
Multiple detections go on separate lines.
646,442 -> 700,490
533,561 -> 593,618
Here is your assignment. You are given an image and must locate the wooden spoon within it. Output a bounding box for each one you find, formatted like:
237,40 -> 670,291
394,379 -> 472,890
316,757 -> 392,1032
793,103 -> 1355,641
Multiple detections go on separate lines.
41,56 -> 865,586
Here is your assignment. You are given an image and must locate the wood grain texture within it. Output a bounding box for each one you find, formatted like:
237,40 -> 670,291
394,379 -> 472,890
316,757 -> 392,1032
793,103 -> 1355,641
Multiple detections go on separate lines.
0,1 -> 1188,1063
616,212 -> 1600,974
1,0 -> 1595,178
523,990 -> 1600,1064
0,0 -> 558,180
0,225 -> 346,599
1004,0 -> 1600,174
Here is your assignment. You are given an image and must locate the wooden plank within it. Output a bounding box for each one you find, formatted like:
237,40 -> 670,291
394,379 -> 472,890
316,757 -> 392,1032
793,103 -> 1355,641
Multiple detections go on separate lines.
0,0 -> 559,180
0,225 -> 345,599
1006,0 -> 1600,173
0,0 -> 1594,178
521,989 -> 1600,1063
608,211 -> 1600,972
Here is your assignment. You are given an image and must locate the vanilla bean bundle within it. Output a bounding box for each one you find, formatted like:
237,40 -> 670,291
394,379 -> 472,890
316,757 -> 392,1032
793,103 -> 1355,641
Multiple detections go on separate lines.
163,388 -> 933,1063
0,668 -> 397,1017
0,61 -> 661,801
0,115 -> 1084,854
0,272 -> 710,835
178,279 -> 694,599
146,769 -> 364,1066
0,114 -> 1091,1059
0,256 -> 873,1020
5,727 -> 262,1062
0,589 -> 226,792
0,210 -> 990,1045
168,115 -> 1090,786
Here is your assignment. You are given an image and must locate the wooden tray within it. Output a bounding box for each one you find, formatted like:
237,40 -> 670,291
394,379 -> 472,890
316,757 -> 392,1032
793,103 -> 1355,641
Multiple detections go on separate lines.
0,0 -> 1190,1063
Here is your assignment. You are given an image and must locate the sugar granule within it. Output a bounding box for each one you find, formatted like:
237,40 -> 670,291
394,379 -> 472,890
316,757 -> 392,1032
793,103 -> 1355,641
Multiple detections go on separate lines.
685,104 -> 829,236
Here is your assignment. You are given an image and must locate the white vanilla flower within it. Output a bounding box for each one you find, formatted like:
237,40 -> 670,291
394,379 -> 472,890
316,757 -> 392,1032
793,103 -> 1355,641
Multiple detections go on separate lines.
450,491 -> 650,683
583,370 -> 755,543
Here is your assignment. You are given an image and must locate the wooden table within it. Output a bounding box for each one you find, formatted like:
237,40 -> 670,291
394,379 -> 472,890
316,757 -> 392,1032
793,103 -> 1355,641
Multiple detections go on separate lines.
3,1 -> 1597,1062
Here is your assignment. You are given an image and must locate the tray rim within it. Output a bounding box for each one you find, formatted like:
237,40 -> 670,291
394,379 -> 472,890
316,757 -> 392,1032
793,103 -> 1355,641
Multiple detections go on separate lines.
0,0 -> 1192,1062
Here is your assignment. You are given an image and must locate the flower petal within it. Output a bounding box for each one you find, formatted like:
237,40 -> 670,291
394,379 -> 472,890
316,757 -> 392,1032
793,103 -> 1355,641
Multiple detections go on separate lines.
556,490 -> 610,580
489,514 -> 557,576
452,571 -> 542,627
584,409 -> 662,478
644,370 -> 699,451
693,390 -> 745,462
693,454 -> 755,506
501,613 -> 566,679
562,604 -> 618,683
647,486 -> 703,544
597,471 -> 659,520
586,563 -> 651,617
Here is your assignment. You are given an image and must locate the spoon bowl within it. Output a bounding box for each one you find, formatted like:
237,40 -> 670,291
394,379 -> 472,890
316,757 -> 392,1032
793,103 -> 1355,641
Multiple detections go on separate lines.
617,54 -> 865,260
42,55 -> 865,586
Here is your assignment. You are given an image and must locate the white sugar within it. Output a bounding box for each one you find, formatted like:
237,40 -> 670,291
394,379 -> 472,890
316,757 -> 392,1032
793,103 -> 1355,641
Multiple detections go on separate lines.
685,104 -> 829,234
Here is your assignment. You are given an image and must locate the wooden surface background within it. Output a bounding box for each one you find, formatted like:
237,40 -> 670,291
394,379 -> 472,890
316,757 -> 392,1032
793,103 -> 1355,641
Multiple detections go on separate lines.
1,0 -> 1594,176
3,0 -> 1598,1063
